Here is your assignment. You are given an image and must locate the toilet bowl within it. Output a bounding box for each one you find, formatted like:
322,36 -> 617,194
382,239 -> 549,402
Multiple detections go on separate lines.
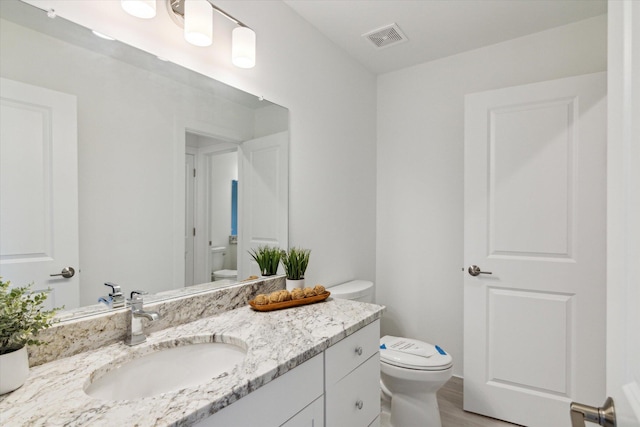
380,336 -> 452,427
329,280 -> 453,427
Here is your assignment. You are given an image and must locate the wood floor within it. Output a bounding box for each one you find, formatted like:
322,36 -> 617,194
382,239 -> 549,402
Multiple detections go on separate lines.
437,377 -> 519,427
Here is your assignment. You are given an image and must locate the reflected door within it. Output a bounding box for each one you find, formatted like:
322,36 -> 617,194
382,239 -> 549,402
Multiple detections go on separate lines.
463,73 -> 606,426
185,153 -> 196,286
238,131 -> 288,279
0,78 -> 79,309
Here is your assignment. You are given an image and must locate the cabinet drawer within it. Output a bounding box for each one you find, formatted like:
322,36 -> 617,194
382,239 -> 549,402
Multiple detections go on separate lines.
325,320 -> 380,385
325,353 -> 380,427
280,396 -> 324,427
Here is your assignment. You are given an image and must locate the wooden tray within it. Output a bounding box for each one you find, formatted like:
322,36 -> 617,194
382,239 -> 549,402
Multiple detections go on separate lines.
249,291 -> 331,312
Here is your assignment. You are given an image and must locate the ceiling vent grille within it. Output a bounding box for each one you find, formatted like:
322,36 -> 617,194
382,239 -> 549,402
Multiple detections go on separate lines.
362,23 -> 408,49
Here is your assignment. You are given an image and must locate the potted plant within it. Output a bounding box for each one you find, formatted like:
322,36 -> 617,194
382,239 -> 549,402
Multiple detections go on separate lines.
280,247 -> 311,290
0,279 -> 60,394
248,245 -> 282,277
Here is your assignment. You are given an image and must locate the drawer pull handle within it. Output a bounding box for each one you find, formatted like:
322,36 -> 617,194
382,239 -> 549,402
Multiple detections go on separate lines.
355,346 -> 363,356
355,400 -> 364,410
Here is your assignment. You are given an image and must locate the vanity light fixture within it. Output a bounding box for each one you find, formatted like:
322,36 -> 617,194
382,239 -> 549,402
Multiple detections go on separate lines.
232,26 -> 256,69
121,0 -> 157,19
184,0 -> 213,47
166,0 -> 256,68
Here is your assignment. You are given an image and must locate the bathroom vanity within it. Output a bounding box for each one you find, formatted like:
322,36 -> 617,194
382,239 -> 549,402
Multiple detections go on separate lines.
200,319 -> 381,427
0,285 -> 384,427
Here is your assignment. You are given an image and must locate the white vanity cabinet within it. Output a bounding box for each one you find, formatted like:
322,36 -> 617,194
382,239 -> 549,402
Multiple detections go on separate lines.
325,320 -> 381,427
196,319 -> 381,427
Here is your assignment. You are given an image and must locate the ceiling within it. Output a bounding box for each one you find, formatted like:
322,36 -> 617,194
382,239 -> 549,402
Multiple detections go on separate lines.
283,0 -> 607,75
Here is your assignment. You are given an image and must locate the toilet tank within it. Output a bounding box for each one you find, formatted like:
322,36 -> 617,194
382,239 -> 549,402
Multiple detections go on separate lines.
210,246 -> 226,272
328,280 -> 374,303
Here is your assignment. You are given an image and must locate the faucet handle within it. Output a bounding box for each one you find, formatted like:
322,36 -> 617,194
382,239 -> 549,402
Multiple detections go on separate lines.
130,290 -> 147,301
104,282 -> 122,296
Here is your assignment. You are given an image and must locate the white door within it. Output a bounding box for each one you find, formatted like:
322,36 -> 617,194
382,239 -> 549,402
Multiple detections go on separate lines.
604,2 -> 640,426
184,152 -> 196,286
463,73 -> 607,426
0,78 -> 79,310
238,131 -> 288,279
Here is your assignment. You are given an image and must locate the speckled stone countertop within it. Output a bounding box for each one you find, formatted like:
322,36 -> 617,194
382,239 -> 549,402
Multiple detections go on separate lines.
0,297 -> 384,426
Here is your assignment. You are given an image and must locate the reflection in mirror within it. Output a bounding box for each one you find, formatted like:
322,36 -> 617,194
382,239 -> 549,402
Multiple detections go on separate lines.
0,0 -> 288,319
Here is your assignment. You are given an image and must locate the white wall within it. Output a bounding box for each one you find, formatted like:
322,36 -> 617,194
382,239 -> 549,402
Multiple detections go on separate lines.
19,0 -> 377,290
376,15 -> 607,377
254,104 -> 289,139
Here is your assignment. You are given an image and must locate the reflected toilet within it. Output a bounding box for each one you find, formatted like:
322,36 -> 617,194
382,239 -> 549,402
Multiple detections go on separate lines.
210,246 -> 237,282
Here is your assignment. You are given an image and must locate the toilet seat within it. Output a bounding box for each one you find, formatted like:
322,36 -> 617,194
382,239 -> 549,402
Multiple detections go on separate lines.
213,269 -> 237,279
380,336 -> 453,371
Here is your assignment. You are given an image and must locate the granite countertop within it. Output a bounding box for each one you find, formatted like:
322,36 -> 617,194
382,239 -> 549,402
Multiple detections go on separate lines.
0,298 -> 384,426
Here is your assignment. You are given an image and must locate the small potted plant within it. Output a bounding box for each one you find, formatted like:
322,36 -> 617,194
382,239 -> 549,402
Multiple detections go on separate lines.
0,279 -> 60,394
248,245 -> 282,277
280,247 -> 311,290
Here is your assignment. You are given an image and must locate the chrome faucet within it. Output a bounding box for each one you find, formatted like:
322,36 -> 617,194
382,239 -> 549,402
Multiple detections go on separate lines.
98,282 -> 125,309
126,291 -> 160,346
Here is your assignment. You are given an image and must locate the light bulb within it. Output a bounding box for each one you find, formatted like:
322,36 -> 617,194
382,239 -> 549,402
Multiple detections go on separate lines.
184,0 -> 213,47
232,27 -> 256,68
121,0 -> 156,19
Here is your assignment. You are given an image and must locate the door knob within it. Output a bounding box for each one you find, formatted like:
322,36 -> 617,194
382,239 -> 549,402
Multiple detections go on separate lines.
468,265 -> 492,276
570,396 -> 616,427
50,266 -> 75,278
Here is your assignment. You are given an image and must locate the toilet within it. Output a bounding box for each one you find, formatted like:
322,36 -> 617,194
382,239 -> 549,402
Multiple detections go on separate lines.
329,280 -> 453,427
210,246 -> 237,282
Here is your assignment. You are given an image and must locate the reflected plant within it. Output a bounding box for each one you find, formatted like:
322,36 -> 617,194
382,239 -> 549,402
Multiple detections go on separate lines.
248,246 -> 282,276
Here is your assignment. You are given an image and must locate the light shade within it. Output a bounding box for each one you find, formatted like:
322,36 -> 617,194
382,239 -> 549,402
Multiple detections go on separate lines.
184,0 -> 213,47
232,27 -> 256,68
121,0 -> 156,19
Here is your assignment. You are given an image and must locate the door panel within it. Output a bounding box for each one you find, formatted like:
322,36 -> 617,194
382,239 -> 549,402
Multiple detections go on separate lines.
489,98 -> 574,258
464,72 -> 606,426
0,78 -> 79,309
488,288 -> 573,396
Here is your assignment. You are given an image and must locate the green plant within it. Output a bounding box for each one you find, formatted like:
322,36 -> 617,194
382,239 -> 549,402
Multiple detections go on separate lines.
280,247 -> 311,280
0,279 -> 60,355
248,245 -> 282,276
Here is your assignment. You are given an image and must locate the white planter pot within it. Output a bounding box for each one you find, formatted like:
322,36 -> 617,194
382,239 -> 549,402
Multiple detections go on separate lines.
0,346 -> 29,395
286,278 -> 305,291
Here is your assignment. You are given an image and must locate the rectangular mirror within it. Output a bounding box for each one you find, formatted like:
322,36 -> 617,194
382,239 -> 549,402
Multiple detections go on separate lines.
0,0 -> 289,318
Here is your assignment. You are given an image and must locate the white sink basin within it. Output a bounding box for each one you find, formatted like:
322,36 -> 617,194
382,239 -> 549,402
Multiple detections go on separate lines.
84,341 -> 247,400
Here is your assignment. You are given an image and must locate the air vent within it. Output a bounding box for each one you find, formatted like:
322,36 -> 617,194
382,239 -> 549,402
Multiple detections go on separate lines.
362,23 -> 408,49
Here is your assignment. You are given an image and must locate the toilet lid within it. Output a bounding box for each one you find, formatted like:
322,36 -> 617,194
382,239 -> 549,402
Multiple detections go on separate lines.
379,336 -> 453,371
213,269 -> 237,278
